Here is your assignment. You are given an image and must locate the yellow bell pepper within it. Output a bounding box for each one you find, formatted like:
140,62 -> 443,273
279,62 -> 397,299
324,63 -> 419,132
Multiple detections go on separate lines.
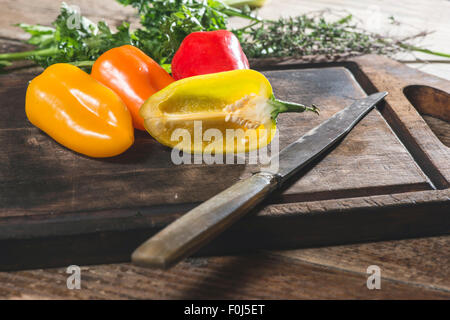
140,69 -> 318,154
26,63 -> 134,158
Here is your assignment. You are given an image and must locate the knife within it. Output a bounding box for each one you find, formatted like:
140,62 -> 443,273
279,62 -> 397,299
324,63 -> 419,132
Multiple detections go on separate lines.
132,91 -> 388,269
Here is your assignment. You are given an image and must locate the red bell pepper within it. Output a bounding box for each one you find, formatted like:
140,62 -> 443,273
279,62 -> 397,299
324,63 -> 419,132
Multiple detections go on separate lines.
171,30 -> 249,80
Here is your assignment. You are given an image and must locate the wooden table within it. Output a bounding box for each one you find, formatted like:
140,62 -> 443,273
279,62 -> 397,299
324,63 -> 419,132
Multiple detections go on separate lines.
0,0 -> 449,299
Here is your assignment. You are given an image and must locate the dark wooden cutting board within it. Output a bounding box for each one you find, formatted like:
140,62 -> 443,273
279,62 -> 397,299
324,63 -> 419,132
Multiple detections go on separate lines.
1,55 -> 449,271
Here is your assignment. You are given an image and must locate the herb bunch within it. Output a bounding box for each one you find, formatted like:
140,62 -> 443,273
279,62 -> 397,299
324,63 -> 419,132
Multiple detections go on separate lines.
239,15 -> 397,59
0,3 -> 135,69
239,14 -> 450,60
0,0 -> 448,71
116,0 -> 257,65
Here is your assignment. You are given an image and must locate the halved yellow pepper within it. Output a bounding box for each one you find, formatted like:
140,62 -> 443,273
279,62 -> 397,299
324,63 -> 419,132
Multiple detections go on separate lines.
26,63 -> 134,158
140,69 -> 317,153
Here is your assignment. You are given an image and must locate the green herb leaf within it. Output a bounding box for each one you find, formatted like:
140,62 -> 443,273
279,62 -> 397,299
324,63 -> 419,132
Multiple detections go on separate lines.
1,0 -> 448,71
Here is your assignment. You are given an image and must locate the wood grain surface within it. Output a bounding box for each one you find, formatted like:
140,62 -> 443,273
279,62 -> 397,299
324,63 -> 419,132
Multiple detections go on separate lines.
4,61 -> 450,271
0,66 -> 430,218
0,0 -> 449,299
1,236 -> 449,299
352,55 -> 450,188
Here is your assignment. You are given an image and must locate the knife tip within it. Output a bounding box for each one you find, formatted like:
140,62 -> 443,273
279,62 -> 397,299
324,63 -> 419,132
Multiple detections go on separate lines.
375,91 -> 388,98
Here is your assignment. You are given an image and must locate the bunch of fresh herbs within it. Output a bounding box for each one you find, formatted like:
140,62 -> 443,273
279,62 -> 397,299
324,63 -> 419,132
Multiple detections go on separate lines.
0,0 -> 448,71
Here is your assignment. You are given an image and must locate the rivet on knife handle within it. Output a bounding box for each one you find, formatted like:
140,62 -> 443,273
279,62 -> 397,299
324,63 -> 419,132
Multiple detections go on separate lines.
132,172 -> 279,269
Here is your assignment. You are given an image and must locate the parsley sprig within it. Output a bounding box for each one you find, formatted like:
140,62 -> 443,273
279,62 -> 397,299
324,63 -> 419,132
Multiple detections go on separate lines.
0,1 -> 448,71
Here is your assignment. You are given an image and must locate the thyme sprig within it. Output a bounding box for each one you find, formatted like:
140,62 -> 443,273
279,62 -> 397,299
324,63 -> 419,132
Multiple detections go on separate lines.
0,0 -> 448,71
237,13 -> 449,60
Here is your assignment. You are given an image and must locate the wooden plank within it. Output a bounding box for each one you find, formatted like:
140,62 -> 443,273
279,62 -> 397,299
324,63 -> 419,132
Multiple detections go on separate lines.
269,235 -> 450,292
1,250 -> 449,299
0,66 -> 430,219
352,55 -> 450,188
422,115 -> 450,147
1,189 -> 448,271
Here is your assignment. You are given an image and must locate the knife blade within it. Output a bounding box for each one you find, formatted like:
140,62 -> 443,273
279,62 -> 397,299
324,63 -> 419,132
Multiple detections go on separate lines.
132,91 -> 388,269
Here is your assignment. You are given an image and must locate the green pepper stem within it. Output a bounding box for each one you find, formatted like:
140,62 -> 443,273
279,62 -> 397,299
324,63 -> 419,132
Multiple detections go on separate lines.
268,96 -> 319,119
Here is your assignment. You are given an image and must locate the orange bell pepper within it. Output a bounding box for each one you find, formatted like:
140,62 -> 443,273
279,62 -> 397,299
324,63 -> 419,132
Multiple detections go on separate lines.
25,63 -> 134,158
91,45 -> 175,131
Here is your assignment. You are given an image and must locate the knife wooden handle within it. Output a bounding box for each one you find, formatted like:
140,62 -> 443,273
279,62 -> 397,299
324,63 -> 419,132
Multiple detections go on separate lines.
132,172 -> 279,269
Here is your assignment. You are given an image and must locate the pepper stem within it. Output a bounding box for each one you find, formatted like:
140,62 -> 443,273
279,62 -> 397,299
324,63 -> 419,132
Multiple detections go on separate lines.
268,96 -> 319,119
